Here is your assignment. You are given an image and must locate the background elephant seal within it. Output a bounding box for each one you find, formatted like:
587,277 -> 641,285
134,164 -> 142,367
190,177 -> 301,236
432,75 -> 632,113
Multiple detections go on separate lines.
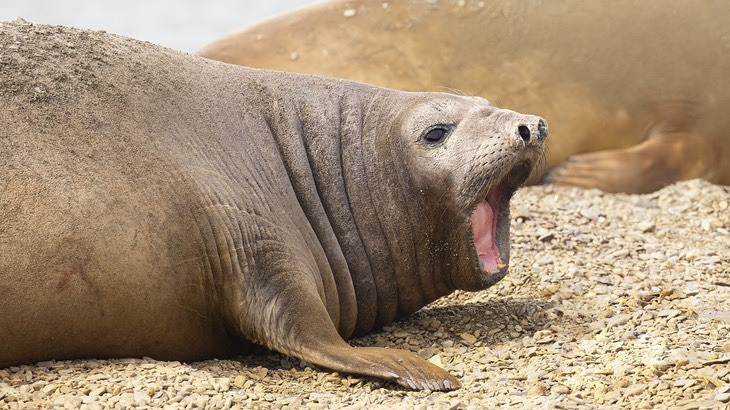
198,0 -> 730,194
0,20 -> 546,391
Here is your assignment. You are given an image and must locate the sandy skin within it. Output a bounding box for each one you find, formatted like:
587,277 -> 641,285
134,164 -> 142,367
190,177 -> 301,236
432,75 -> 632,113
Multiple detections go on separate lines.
198,0 -> 730,193
0,20 -> 546,390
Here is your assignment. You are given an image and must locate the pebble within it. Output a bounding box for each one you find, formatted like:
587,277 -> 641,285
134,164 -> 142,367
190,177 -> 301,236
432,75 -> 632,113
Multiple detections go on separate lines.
607,314 -> 632,327
527,383 -> 546,396
41,383 -> 58,394
674,379 -> 695,388
552,384 -> 571,395
637,221 -> 656,232
624,384 -> 648,397
459,333 -> 477,345
427,355 -> 444,369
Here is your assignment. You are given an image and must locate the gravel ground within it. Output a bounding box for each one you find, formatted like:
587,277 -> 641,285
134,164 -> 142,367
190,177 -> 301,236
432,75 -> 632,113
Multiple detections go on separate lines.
1,179 -> 728,409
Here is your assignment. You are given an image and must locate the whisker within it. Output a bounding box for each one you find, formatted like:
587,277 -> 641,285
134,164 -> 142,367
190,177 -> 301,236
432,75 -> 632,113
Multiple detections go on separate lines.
433,86 -> 466,96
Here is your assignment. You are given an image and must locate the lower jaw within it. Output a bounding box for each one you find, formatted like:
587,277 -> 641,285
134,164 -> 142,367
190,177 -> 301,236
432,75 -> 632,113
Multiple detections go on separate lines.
478,265 -> 508,288
480,258 -> 506,274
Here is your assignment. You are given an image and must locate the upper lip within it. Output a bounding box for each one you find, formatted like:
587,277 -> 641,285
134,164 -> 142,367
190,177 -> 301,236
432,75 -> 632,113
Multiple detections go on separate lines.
470,161 -> 534,213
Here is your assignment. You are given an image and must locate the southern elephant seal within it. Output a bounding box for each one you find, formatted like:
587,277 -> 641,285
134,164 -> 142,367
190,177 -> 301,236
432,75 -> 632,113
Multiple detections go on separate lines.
0,20 -> 546,390
198,0 -> 730,194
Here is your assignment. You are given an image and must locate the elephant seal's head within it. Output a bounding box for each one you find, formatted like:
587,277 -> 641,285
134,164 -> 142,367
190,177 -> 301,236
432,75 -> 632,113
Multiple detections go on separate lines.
390,94 -> 547,292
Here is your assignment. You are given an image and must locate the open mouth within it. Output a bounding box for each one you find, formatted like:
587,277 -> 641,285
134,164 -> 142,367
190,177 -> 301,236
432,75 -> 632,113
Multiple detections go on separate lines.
470,162 -> 533,280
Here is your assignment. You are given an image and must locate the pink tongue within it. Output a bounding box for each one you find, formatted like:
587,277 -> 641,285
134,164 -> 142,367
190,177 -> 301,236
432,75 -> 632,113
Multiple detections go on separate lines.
471,200 -> 502,272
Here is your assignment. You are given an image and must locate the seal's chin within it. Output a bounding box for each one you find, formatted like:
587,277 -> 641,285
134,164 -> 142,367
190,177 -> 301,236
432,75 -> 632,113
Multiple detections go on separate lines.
469,163 -> 532,284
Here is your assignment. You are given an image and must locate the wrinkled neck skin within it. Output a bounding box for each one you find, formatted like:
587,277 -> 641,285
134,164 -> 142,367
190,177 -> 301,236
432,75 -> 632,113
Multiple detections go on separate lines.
262,80 -> 450,338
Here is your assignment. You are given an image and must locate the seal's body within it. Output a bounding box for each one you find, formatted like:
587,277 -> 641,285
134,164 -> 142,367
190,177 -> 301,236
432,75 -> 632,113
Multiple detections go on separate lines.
198,0 -> 730,193
0,21 -> 545,390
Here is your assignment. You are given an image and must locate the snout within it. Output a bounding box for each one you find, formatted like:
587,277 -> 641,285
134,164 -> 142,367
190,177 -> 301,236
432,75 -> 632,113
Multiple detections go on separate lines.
494,109 -> 548,147
516,117 -> 548,145
517,117 -> 547,144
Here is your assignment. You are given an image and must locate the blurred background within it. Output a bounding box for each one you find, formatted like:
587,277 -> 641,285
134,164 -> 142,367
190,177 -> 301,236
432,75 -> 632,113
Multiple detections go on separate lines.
1,0 -> 315,52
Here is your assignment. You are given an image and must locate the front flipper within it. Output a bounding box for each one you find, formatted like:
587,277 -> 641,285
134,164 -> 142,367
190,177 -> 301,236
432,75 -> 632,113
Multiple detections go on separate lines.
545,132 -> 715,194
299,340 -> 462,391
237,281 -> 460,391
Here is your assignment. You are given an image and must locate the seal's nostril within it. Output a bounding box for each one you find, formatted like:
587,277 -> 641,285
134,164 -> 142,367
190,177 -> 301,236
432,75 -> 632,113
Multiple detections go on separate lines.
537,119 -> 548,141
517,125 -> 531,143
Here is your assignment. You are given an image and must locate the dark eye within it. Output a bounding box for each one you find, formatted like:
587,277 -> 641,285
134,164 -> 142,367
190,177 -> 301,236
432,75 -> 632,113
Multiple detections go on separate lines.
422,126 -> 451,144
